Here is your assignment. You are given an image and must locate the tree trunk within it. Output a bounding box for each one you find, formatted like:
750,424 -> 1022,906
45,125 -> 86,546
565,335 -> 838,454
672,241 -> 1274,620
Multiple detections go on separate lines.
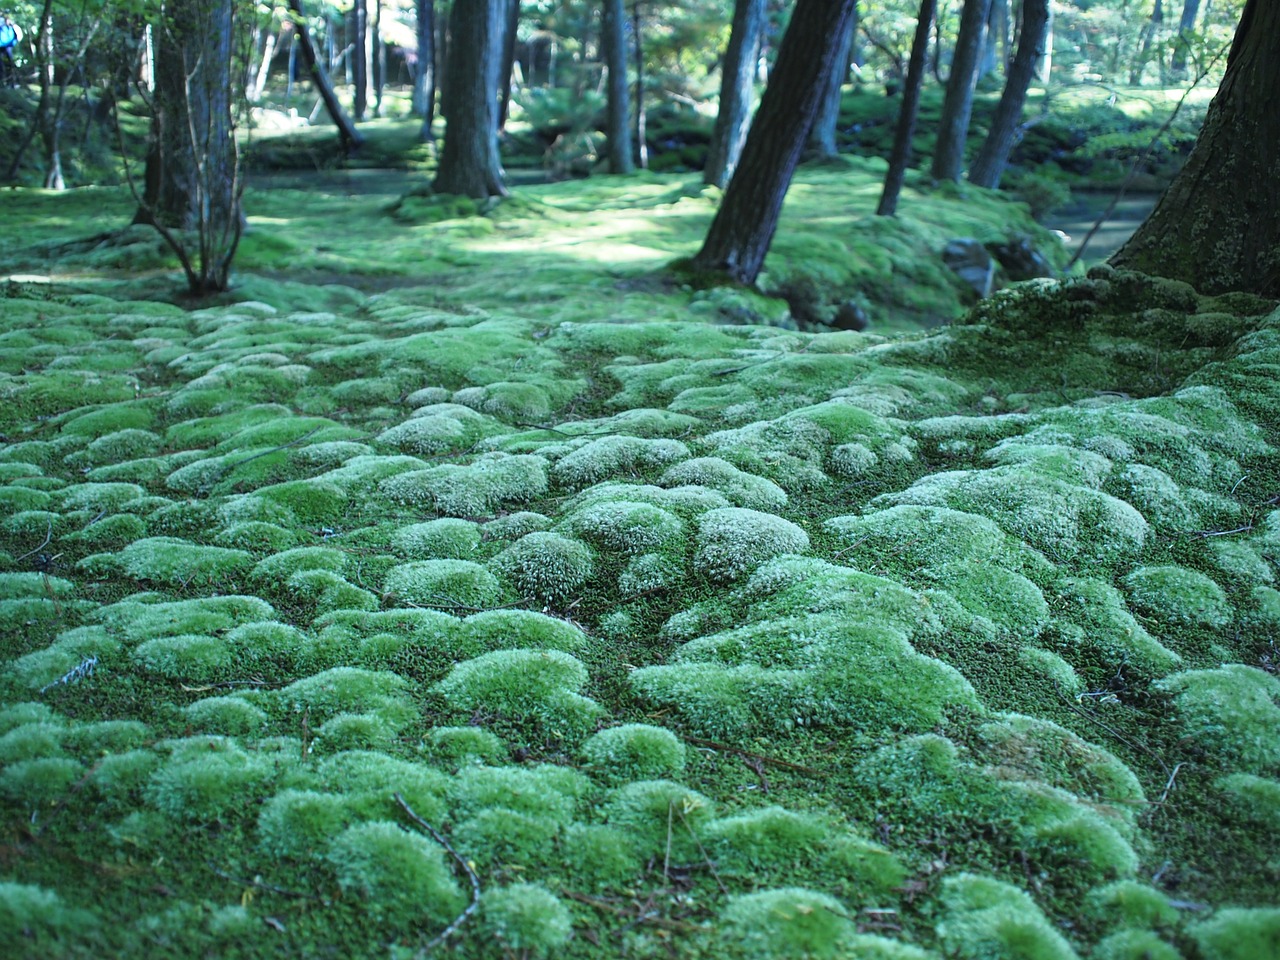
1111,0 -> 1280,296
968,0 -> 1049,188
287,0 -> 363,150
807,2 -> 857,159
132,0 -> 242,293
497,0 -> 519,129
633,1 -> 647,168
1036,0 -> 1053,81
978,0 -> 1006,78
931,0 -> 994,181
1171,0 -> 1201,75
413,0 -> 436,139
1131,0 -> 1164,85
704,0 -> 764,187
250,27 -> 279,102
433,0 -> 508,199
690,0 -> 859,285
602,0 -> 633,172
877,0 -> 937,217
373,0 -> 385,116
352,0 -> 369,120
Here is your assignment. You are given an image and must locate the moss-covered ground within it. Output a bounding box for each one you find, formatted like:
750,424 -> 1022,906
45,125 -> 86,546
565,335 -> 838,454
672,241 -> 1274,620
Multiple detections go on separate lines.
0,166 -> 1278,960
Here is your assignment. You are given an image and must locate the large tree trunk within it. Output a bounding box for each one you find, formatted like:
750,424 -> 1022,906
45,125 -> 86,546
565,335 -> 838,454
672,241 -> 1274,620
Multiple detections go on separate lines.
689,0 -> 859,285
930,0 -> 994,182
433,0 -> 507,199
1111,0 -> 1280,296
807,3 -> 858,159
287,0 -> 363,150
602,0 -> 633,172
968,0 -> 1050,189
877,0 -> 938,216
413,0 -> 436,139
704,0 -> 765,188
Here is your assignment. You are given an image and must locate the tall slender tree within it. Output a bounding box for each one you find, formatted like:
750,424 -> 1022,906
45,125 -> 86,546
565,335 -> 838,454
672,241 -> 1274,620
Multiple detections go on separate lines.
433,0 -> 508,199
704,0 -> 765,188
413,0 -> 436,139
930,0 -> 994,182
353,0 -> 369,119
968,0 -> 1050,188
689,0 -> 859,285
877,0 -> 937,216
1111,0 -> 1279,296
287,0 -> 363,150
602,0 -> 633,172
808,4 -> 858,159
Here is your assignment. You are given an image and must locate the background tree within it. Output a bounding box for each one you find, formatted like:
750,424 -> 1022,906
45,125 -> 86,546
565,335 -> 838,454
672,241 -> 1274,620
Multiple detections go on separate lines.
689,0 -> 859,285
1111,0 -> 1279,295
877,0 -> 937,215
130,0 -> 242,294
352,0 -> 369,119
287,0 -> 363,150
703,0 -> 764,188
433,0 -> 508,199
968,0 -> 1050,188
808,6 -> 858,159
413,0 -> 436,139
930,0 -> 994,181
602,0 -> 633,172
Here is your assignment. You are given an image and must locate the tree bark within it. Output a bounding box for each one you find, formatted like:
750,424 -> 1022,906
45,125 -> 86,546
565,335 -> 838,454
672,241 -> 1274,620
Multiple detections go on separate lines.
433,0 -> 508,199
877,0 -> 937,216
353,0 -> 369,119
968,0 -> 1049,189
497,0 -> 519,129
1111,0 -> 1280,296
633,1 -> 647,168
602,0 -> 632,172
689,0 -> 859,285
704,0 -> 764,188
930,0 -> 994,182
413,0 -> 436,139
286,0 -> 363,150
807,2 -> 858,159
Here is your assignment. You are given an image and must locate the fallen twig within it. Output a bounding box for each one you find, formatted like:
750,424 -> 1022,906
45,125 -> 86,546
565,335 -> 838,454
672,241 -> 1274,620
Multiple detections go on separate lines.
395,793 -> 480,954
682,735 -> 824,776
207,862 -> 330,904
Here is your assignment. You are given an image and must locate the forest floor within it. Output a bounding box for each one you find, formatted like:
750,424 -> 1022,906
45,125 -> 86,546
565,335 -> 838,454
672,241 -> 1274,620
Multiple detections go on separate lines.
0,158 -> 1277,960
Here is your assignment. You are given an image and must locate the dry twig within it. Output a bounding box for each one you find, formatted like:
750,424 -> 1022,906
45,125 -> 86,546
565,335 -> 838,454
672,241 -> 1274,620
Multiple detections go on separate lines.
395,792 -> 481,954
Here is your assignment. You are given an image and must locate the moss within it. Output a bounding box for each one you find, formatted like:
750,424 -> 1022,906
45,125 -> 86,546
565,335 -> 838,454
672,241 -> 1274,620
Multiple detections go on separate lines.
384,559 -> 502,608
451,763 -> 590,823
61,511 -> 147,548
390,518 -> 482,559
1091,930 -> 1180,960
313,711 -> 399,751
478,884 -> 575,958
287,569 -> 380,615
250,546 -> 348,584
433,649 -> 602,733
1157,665 -> 1280,773
0,882 -> 96,951
132,634 -> 232,681
253,479 -> 349,525
582,724 -> 686,783
182,695 -> 268,736
94,594 -> 276,642
459,609 -> 587,653
0,757 -> 83,805
1049,577 -> 1182,678
718,887 -> 856,959
376,404 -> 504,455
562,499 -> 684,555
90,750 -> 161,803
1216,773 -> 1280,826
694,508 -> 810,582
378,452 -> 549,516
58,481 -> 147,512
275,667 -> 415,726
117,537 -> 254,587
559,823 -> 643,889
659,457 -> 788,512
454,808 -> 560,869
0,722 -> 66,763
1188,908 -> 1280,960
315,750 -> 449,823
603,779 -> 715,860
929,563 -> 1048,637
144,742 -> 279,822
422,726 -> 507,766
1123,565 -> 1233,631
937,874 -> 1080,960
213,521 -> 299,553
553,435 -> 691,488
1083,880 -> 1178,930
491,532 -> 594,603
326,821 -> 464,925
482,510 -> 552,540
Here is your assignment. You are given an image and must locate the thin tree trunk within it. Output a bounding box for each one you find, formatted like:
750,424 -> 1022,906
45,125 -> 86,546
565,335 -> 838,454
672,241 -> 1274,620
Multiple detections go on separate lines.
497,0 -> 519,129
602,0 -> 633,172
704,0 -> 765,187
633,1 -> 647,168
286,0 -> 363,150
1171,0 -> 1201,74
1111,0 -> 1280,296
968,0 -> 1049,188
690,0 -> 859,285
373,0 -> 384,116
413,0 -> 436,139
353,0 -> 368,119
251,27 -> 279,102
807,3 -> 857,158
1037,0 -> 1052,80
877,0 -> 937,216
1131,0 -> 1164,85
930,0 -> 995,181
